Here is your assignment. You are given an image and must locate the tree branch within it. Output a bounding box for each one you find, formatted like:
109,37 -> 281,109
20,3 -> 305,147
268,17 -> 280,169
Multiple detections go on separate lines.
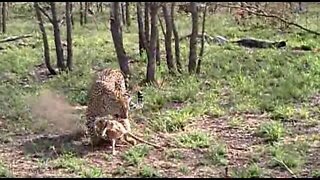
217,3 -> 320,36
38,5 -> 53,24
157,14 -> 166,38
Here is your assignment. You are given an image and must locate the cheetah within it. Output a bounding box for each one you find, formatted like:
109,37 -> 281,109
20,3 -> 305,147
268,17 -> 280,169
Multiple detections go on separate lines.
85,68 -> 132,146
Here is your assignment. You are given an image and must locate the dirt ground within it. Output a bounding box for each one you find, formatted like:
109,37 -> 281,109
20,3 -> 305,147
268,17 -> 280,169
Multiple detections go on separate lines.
0,107 -> 319,177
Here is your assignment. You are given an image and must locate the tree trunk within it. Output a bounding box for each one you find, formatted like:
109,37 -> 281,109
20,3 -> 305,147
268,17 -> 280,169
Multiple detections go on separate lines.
100,2 -> 104,12
2,2 -> 6,34
171,2 -> 182,73
146,3 -> 159,83
70,2 -> 74,27
5,2 -> 9,18
137,2 -> 146,57
34,2 -> 56,75
162,3 -> 176,74
144,2 -> 150,47
0,3 -> 2,32
96,2 -> 100,13
196,3 -> 207,74
66,2 -> 73,71
121,2 -> 126,26
156,25 -> 160,66
188,2 -> 198,74
110,2 -> 130,77
50,2 -> 65,71
125,2 -> 131,27
298,2 -> 302,11
84,2 -> 88,24
158,14 -> 166,37
80,2 -> 84,26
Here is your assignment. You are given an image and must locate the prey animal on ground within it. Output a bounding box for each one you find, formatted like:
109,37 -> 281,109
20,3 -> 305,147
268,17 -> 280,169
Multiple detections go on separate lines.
94,115 -> 162,155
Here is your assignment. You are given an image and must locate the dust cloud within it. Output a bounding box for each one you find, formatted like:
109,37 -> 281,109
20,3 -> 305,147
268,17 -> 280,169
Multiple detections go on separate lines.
29,89 -> 84,134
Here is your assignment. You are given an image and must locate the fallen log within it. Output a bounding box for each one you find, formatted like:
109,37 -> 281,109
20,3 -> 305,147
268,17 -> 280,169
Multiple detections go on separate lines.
0,34 -> 33,43
230,38 -> 287,49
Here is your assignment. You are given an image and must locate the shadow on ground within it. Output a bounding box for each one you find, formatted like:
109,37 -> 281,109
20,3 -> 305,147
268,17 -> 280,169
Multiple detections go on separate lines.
21,130 -> 112,160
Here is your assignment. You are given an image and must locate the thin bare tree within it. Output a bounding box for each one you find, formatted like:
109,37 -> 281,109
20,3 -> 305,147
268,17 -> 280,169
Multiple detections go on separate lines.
125,2 -> 131,27
110,2 -> 130,76
156,27 -> 160,66
171,2 -> 182,73
96,2 -> 103,13
188,2 -> 198,74
50,2 -> 65,71
162,3 -> 176,74
34,2 -> 56,75
70,2 -> 74,27
136,2 -> 146,56
146,2 -> 159,83
158,14 -> 166,37
80,2 -> 84,26
144,2 -> 150,46
84,2 -> 88,24
66,2 -> 73,71
0,5 -> 1,33
2,2 -> 6,33
196,3 -> 208,74
121,2 -> 126,26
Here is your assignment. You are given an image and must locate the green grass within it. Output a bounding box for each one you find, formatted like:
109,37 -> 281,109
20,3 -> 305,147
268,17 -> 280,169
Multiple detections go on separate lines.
165,149 -> 184,160
0,162 -> 13,178
79,167 -> 105,178
258,121 -> 286,142
149,108 -> 195,133
178,165 -> 189,175
176,131 -> 212,148
113,166 -> 128,176
206,142 -> 228,166
122,144 -> 150,166
231,163 -> 264,178
138,165 -> 160,178
52,153 -> 105,177
228,116 -> 244,128
52,153 -> 84,171
268,142 -> 309,172
312,170 -> 320,178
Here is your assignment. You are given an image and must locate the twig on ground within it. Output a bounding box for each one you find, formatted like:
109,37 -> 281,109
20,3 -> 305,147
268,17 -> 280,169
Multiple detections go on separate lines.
273,157 -> 297,178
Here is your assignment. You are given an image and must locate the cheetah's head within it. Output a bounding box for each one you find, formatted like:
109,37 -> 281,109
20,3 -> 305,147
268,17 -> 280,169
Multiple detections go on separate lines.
113,92 -> 132,119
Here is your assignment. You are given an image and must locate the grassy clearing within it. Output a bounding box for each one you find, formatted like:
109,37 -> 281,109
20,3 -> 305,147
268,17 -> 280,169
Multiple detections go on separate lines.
0,3 -> 320,178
